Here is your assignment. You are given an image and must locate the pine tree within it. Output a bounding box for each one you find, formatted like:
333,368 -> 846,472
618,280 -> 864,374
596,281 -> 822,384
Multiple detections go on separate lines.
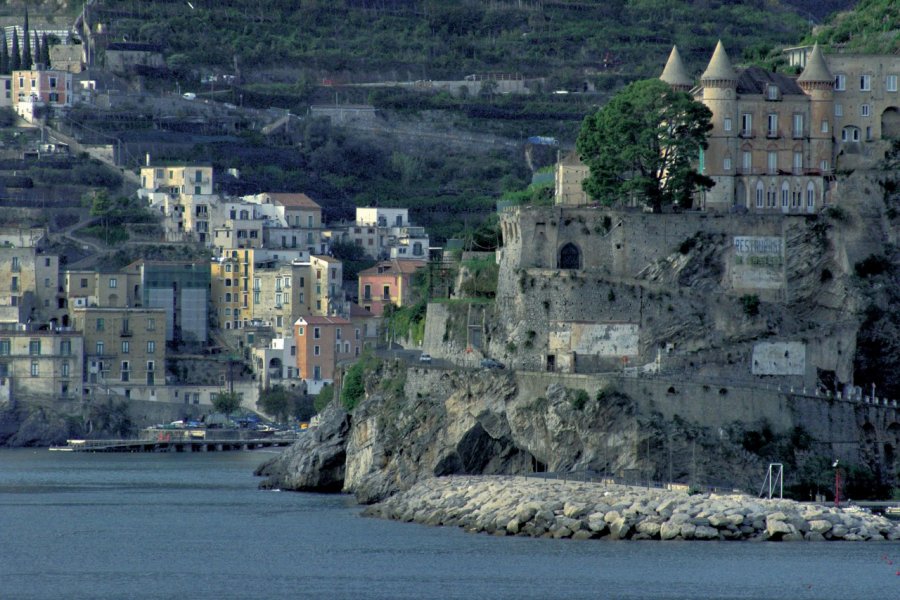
0,31 -> 8,75
10,28 -> 20,72
41,33 -> 50,67
33,34 -> 41,68
22,8 -> 31,69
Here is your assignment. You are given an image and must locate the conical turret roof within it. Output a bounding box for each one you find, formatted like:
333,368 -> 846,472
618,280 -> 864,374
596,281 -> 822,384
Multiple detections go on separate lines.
701,40 -> 737,82
798,43 -> 832,84
660,45 -> 692,88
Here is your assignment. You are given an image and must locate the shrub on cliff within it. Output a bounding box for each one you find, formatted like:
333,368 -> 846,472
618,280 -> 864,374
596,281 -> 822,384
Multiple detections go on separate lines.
341,353 -> 380,411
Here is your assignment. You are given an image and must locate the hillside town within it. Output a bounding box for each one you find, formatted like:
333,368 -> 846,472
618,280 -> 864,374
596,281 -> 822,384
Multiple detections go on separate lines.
0,1 -> 899,501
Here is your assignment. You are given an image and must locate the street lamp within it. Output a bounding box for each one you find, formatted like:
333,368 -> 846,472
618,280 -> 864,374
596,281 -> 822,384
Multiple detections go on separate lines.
832,459 -> 842,507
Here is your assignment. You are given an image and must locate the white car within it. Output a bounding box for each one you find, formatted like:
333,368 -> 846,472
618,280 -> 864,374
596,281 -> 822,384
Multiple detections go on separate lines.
419,353 -> 432,363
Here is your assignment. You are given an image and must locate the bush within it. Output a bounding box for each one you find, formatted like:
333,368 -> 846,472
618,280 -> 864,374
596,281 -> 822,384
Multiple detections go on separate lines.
854,254 -> 892,278
314,384 -> 333,413
740,294 -> 760,316
569,388 -> 589,410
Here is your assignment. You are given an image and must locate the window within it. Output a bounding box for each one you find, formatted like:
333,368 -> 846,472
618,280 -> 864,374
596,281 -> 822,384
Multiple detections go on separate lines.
867,126 -> 873,141
821,120 -> 829,133
50,77 -> 56,88
767,113 -> 778,137
225,293 -> 232,303
30,361 -> 39,377
147,318 -> 155,331
821,160 -> 830,172
61,361 -> 69,377
121,341 -> 130,354
29,340 -> 41,355
109,278 -> 117,288
314,327 -> 321,339
307,215 -> 314,228
888,75 -> 898,93
121,362 -> 130,382
96,341 -> 104,355
793,152 -> 802,173
336,328 -> 342,340
253,291 -> 260,304
723,117 -> 732,132
860,74 -> 871,91
383,285 -> 391,300
835,103 -> 843,117
80,278 -> 88,288
723,157 -> 732,171
807,182 -> 815,209
0,339 -> 9,355
194,186 -> 201,195
314,366 -> 321,380
275,293 -> 283,306
766,85 -> 779,100
11,256 -> 19,272
314,345 -> 320,356
96,318 -> 104,332
781,183 -> 789,208
842,127 -> 861,142
147,341 -> 156,354
276,316 -> 283,328
792,114 -> 804,138
767,187 -> 776,208
44,277 -> 50,288
355,328 -> 360,340
741,113 -> 752,136
147,360 -> 155,372
834,74 -> 846,91
11,276 -> 18,292
861,104 -> 871,117
767,151 -> 777,173
298,327 -> 304,336
742,151 -> 752,172
291,345 -> 296,356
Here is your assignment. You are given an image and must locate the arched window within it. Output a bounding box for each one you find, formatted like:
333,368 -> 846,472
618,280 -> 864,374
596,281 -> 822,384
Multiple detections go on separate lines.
781,182 -> 789,210
755,181 -> 764,209
806,182 -> 816,212
558,243 -> 581,270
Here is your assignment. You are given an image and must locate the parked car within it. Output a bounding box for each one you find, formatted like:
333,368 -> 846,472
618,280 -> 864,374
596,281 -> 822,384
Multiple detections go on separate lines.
419,353 -> 432,363
481,358 -> 505,369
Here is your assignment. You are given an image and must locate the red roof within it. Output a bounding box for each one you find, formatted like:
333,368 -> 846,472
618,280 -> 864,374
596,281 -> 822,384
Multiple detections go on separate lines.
295,315 -> 351,326
359,259 -> 426,277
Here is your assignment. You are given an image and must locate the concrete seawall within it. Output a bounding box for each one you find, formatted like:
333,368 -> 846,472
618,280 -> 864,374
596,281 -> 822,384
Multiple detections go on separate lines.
364,475 -> 900,542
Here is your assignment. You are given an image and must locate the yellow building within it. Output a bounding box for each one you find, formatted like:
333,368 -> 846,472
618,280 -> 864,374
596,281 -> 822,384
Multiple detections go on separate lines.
140,164 -> 213,197
72,307 -> 167,401
554,150 -> 590,206
0,246 -> 63,325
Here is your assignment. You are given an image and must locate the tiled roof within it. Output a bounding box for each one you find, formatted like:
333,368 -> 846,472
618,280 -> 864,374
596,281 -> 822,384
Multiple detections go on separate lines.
736,66 -> 804,96
265,193 -> 320,209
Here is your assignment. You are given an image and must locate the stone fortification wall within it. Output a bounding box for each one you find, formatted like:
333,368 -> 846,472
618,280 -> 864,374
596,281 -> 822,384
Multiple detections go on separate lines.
490,206 -> 860,390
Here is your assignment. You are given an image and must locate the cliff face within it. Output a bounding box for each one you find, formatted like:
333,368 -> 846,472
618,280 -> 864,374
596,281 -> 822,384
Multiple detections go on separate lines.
261,363 -> 879,503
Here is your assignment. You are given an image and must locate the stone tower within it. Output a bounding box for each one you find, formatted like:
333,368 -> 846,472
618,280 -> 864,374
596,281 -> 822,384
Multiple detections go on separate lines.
699,41 -> 739,209
797,43 -> 835,177
659,45 -> 692,92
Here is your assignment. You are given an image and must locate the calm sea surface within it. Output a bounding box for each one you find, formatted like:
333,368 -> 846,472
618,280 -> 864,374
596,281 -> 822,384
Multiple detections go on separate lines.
1,449 -> 898,600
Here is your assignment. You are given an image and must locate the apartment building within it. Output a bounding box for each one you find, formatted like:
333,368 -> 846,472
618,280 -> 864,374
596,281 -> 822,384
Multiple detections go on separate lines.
0,328 -> 83,399
293,315 -> 361,394
0,246 -> 63,325
358,259 -> 425,316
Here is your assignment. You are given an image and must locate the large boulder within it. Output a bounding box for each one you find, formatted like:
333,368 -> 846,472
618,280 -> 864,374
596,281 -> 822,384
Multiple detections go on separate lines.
255,403 -> 350,492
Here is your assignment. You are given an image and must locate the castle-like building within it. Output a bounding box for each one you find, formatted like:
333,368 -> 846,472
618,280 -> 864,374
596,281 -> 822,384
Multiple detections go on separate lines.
559,42 -> 900,213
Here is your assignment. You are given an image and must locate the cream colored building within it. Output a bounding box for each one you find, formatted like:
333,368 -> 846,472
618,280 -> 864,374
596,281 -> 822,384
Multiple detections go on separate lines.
0,246 -> 63,325
72,307 -> 167,401
140,164 -> 214,198
658,42 -> 833,213
0,329 -> 83,399
554,150 -> 590,206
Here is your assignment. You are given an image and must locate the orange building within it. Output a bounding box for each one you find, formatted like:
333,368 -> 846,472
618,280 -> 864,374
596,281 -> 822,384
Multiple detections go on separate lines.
357,259 -> 425,316
293,315 -> 361,394
12,68 -> 72,108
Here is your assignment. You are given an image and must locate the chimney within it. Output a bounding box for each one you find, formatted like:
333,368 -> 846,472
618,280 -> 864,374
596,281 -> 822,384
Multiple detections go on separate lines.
145,153 -> 151,166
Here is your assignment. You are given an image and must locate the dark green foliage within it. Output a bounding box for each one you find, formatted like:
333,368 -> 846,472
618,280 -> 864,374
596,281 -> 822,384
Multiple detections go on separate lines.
678,236 -> 698,255
806,0 -> 900,54
21,9 -> 31,70
10,28 -> 20,71
212,390 -> 242,415
257,385 -> 292,422
569,388 -> 590,410
329,240 -> 376,281
88,399 -> 133,438
341,353 -> 380,411
0,30 -> 8,75
740,294 -> 760,316
384,300 -> 428,345
854,254 -> 892,278
576,79 -> 713,212
824,206 -> 848,221
314,384 -> 334,414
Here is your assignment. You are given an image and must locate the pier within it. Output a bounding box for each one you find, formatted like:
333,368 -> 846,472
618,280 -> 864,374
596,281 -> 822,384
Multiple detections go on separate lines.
50,434 -> 299,453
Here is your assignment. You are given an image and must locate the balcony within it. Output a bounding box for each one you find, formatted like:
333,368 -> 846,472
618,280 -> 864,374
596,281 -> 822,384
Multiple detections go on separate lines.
739,129 -> 754,139
766,129 -> 780,139
120,330 -> 133,337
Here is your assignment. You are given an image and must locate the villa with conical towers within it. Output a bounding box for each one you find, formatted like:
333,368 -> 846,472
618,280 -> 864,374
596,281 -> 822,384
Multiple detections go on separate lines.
662,41 -> 834,213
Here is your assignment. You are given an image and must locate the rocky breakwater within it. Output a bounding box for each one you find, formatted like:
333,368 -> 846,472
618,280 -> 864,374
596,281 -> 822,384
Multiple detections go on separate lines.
364,476 -> 900,542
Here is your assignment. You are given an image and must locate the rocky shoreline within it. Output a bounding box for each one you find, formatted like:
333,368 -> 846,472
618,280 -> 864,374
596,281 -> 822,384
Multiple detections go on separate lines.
363,476 -> 900,542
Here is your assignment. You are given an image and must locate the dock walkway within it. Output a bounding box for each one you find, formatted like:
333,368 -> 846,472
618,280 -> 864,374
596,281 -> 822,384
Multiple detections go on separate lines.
50,435 -> 299,453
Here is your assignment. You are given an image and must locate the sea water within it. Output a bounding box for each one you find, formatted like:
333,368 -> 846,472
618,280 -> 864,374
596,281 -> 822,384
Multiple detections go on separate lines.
1,449 -> 898,600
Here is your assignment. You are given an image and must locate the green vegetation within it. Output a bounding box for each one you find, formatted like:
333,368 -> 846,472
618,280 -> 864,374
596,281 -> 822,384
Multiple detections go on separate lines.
458,257 -> 498,299
384,300 -> 427,346
568,388 -> 590,410
854,254 -> 892,278
740,294 -> 760,317
341,352 -> 380,411
257,385 -> 296,423
80,190 -> 161,246
577,79 -> 713,212
330,240 -> 376,282
314,384 -> 334,414
101,0 -> 808,82
806,0 -> 900,54
212,390 -> 242,415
